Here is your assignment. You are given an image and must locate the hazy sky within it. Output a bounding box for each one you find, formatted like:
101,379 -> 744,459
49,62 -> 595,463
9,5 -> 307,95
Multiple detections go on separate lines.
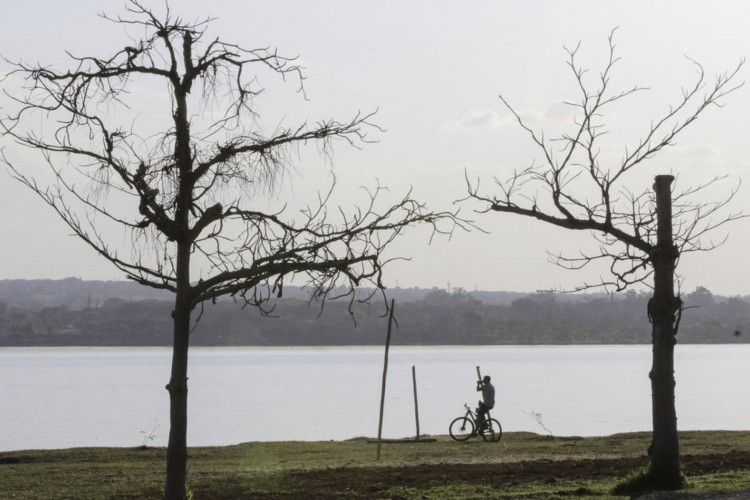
1,0 -> 749,295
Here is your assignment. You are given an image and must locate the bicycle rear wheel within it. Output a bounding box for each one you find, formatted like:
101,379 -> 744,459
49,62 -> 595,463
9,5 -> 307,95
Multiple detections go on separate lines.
449,416 -> 475,441
480,418 -> 502,442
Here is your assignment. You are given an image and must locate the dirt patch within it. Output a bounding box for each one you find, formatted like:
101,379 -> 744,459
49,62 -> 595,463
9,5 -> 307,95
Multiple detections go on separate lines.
272,451 -> 750,499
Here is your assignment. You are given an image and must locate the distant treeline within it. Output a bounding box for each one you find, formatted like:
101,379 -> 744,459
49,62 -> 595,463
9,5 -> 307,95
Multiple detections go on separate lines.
0,282 -> 747,346
0,277 -> 525,309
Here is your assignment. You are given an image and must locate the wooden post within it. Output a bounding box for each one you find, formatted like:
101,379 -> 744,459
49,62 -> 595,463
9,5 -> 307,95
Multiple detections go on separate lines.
412,365 -> 420,439
376,299 -> 395,461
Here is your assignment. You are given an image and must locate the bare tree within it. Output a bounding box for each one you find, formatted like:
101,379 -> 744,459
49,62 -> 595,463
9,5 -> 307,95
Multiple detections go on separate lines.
0,3 -> 463,498
466,32 -> 743,491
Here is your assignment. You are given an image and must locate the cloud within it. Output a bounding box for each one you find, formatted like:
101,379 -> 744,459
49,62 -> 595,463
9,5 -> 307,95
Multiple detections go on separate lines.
445,101 -> 577,132
444,109 -> 504,130
722,157 -> 750,172
515,100 -> 577,126
653,144 -> 742,174
668,144 -> 722,159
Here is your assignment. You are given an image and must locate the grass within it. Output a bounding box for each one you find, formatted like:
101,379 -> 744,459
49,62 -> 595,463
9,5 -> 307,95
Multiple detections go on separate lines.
1,431 -> 749,499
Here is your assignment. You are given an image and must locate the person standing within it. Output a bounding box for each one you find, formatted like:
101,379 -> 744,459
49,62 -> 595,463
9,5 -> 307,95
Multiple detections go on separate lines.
475,375 -> 495,431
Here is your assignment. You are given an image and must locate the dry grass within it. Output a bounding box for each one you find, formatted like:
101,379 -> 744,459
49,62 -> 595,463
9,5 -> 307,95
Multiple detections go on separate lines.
1,431 -> 749,499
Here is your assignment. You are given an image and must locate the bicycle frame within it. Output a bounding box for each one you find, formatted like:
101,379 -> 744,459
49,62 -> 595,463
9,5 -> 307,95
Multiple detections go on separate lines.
449,403 -> 502,443
463,403 -> 492,425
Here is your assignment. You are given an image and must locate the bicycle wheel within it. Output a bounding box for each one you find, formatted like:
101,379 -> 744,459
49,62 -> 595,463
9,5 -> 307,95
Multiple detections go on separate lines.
480,418 -> 502,442
449,416 -> 475,441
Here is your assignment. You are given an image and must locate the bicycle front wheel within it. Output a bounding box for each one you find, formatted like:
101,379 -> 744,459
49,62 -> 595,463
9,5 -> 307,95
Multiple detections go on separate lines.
449,416 -> 475,441
480,418 -> 502,442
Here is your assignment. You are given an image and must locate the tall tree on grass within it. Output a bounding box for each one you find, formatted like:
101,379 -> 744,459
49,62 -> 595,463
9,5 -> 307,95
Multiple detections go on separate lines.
466,33 -> 743,491
0,3 -> 460,498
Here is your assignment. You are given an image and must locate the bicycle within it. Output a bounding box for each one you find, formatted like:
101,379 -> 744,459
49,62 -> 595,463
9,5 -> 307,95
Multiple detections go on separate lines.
449,403 -> 502,442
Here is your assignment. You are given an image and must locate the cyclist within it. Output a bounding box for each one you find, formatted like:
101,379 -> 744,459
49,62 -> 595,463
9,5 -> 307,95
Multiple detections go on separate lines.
475,375 -> 495,432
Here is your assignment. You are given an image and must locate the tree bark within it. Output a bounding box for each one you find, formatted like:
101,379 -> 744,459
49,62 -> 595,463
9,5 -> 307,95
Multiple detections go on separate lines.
163,71 -> 195,500
164,242 -> 192,500
648,175 -> 682,487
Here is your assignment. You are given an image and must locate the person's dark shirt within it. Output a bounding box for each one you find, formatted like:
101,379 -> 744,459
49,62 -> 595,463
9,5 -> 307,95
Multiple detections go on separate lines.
479,382 -> 495,408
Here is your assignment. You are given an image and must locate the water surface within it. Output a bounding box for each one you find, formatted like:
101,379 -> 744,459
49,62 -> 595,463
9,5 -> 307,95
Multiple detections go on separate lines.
1,345 -> 747,451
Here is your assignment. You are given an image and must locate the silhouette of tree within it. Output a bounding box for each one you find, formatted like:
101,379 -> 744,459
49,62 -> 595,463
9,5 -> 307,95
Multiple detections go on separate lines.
0,2 -> 462,497
465,31 -> 744,490
686,286 -> 715,308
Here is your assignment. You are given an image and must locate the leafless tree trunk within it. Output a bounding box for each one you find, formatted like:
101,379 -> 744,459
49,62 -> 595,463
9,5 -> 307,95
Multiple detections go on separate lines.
166,245 -> 192,498
0,2 -> 465,498
648,175 -> 681,486
466,31 -> 743,491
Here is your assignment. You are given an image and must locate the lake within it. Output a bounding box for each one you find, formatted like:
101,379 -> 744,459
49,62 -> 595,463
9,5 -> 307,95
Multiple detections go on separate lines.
0,345 -> 748,451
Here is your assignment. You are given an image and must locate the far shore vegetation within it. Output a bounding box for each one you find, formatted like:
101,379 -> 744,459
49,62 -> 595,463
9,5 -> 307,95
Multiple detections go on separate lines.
0,279 -> 747,346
